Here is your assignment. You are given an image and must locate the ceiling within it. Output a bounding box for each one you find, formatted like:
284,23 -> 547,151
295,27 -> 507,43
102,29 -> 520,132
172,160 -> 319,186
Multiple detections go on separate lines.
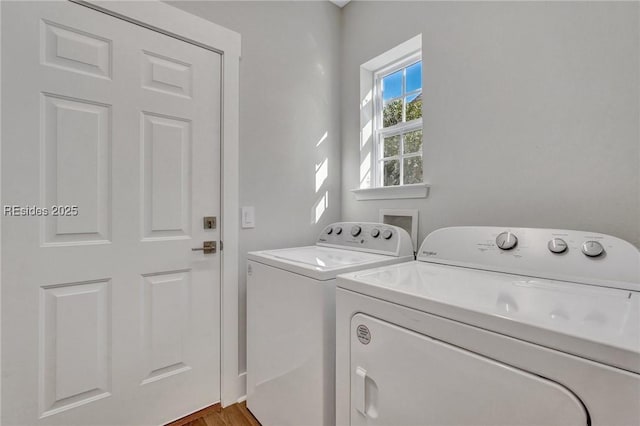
330,0 -> 351,8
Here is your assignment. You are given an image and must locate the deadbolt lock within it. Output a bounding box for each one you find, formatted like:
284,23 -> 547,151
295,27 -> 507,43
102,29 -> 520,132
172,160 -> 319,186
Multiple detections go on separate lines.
203,216 -> 216,229
192,241 -> 216,254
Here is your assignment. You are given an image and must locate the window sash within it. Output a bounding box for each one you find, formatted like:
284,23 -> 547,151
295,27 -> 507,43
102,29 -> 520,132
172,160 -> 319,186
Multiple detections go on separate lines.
378,118 -> 422,138
382,88 -> 422,107
378,154 -> 424,187
376,127 -> 423,186
375,118 -> 422,186
380,152 -> 421,162
373,52 -> 422,187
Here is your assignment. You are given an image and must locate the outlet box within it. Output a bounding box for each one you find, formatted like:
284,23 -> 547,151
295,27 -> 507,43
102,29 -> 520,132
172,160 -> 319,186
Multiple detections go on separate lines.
379,208 -> 418,252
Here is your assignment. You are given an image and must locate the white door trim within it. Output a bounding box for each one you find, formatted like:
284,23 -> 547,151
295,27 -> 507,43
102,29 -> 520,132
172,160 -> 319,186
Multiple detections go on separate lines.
0,0 -> 244,412
0,3 -> 3,421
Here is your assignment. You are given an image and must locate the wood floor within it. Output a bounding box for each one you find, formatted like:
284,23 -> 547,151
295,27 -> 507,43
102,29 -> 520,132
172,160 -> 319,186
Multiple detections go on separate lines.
168,402 -> 260,426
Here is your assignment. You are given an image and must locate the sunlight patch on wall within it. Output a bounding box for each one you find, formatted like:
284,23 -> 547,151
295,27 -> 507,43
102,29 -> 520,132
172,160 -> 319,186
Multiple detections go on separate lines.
316,131 -> 328,147
361,89 -> 372,108
315,158 -> 328,192
360,67 -> 375,189
360,152 -> 371,187
311,191 -> 329,224
361,119 -> 372,149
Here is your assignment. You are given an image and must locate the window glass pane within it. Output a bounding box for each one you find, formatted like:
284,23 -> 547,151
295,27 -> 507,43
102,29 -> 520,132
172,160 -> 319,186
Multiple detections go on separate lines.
405,93 -> 422,121
383,99 -> 402,127
382,70 -> 402,101
403,129 -> 422,154
383,135 -> 400,157
403,156 -> 423,184
383,160 -> 400,186
406,61 -> 422,93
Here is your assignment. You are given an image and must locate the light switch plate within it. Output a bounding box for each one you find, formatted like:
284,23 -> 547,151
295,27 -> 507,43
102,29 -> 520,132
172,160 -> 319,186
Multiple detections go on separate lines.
241,206 -> 255,229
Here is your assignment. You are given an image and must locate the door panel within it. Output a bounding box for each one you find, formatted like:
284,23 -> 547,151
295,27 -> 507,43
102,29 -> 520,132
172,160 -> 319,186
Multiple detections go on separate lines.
40,280 -> 112,418
42,19 -> 112,79
42,93 -> 112,243
141,112 -> 192,239
350,314 -> 588,426
141,270 -> 192,385
2,1 -> 221,425
141,51 -> 192,98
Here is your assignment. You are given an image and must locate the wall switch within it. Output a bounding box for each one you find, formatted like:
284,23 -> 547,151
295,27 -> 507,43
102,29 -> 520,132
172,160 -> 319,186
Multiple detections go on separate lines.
241,206 -> 255,228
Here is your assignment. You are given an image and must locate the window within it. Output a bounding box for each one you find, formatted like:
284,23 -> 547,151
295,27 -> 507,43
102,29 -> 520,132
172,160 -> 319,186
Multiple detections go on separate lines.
374,55 -> 423,187
353,35 -> 427,200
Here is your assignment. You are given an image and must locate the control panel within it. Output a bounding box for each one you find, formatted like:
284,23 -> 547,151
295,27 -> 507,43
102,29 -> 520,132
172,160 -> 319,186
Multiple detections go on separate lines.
317,222 -> 413,257
418,227 -> 640,291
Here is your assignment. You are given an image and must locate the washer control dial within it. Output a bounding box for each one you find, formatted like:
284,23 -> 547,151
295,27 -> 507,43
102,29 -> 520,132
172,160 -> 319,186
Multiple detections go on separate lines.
548,238 -> 568,254
382,229 -> 393,240
326,227 -> 333,235
351,225 -> 362,237
496,232 -> 518,250
334,226 -> 342,235
582,241 -> 604,257
371,228 -> 380,238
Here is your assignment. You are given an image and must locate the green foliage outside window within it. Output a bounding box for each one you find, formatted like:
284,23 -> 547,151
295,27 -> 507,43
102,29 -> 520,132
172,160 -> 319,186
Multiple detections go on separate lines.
383,95 -> 422,127
379,59 -> 423,186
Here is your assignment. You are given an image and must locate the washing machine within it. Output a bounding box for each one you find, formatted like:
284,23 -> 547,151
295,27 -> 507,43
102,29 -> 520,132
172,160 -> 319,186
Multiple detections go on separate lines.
336,226 -> 640,426
247,222 -> 414,426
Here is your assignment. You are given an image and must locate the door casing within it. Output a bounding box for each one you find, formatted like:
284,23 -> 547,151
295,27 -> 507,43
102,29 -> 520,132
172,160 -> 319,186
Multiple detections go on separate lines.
0,0 -> 244,414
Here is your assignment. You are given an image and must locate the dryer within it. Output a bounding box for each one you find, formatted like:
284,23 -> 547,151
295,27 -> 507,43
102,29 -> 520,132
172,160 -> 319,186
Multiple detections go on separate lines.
336,226 -> 640,426
247,222 -> 414,426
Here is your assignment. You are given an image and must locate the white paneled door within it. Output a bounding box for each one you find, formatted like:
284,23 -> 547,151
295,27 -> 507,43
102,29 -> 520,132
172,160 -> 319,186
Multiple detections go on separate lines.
1,1 -> 221,425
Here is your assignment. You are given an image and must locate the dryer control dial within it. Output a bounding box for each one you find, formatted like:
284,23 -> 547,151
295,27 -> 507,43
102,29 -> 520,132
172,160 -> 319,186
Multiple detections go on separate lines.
351,225 -> 362,237
334,226 -> 342,235
371,228 -> 380,238
382,229 -> 393,240
548,238 -> 568,254
582,241 -> 604,257
496,232 -> 518,250
326,227 -> 333,235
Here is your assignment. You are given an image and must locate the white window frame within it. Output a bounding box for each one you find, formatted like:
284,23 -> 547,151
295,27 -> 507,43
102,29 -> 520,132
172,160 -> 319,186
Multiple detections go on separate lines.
373,52 -> 423,187
352,34 -> 429,200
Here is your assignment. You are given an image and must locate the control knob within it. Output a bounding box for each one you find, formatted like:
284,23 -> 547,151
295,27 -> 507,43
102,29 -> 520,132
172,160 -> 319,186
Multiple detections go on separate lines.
326,227 -> 333,235
351,225 -> 362,237
582,241 -> 604,258
371,228 -> 380,238
382,229 -> 393,240
496,232 -> 517,250
548,238 -> 568,254
334,226 -> 342,235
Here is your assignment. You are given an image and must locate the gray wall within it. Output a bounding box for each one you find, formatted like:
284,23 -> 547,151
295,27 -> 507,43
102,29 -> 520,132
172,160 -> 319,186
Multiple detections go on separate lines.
169,1 -> 342,373
341,1 -> 640,248
169,0 -> 639,377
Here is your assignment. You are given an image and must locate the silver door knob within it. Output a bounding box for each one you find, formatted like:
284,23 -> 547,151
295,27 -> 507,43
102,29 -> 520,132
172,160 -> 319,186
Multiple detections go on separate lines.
192,241 -> 216,254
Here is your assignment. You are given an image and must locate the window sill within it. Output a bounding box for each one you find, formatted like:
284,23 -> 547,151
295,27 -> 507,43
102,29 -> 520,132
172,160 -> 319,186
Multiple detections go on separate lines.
351,183 -> 430,201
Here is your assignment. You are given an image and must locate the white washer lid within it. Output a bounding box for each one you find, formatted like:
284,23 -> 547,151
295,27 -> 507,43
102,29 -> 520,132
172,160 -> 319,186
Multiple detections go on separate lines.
248,246 -> 413,281
337,261 -> 640,374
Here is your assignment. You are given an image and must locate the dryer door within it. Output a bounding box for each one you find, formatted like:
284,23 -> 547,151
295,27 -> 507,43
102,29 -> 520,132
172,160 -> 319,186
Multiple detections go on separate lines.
350,314 -> 589,426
